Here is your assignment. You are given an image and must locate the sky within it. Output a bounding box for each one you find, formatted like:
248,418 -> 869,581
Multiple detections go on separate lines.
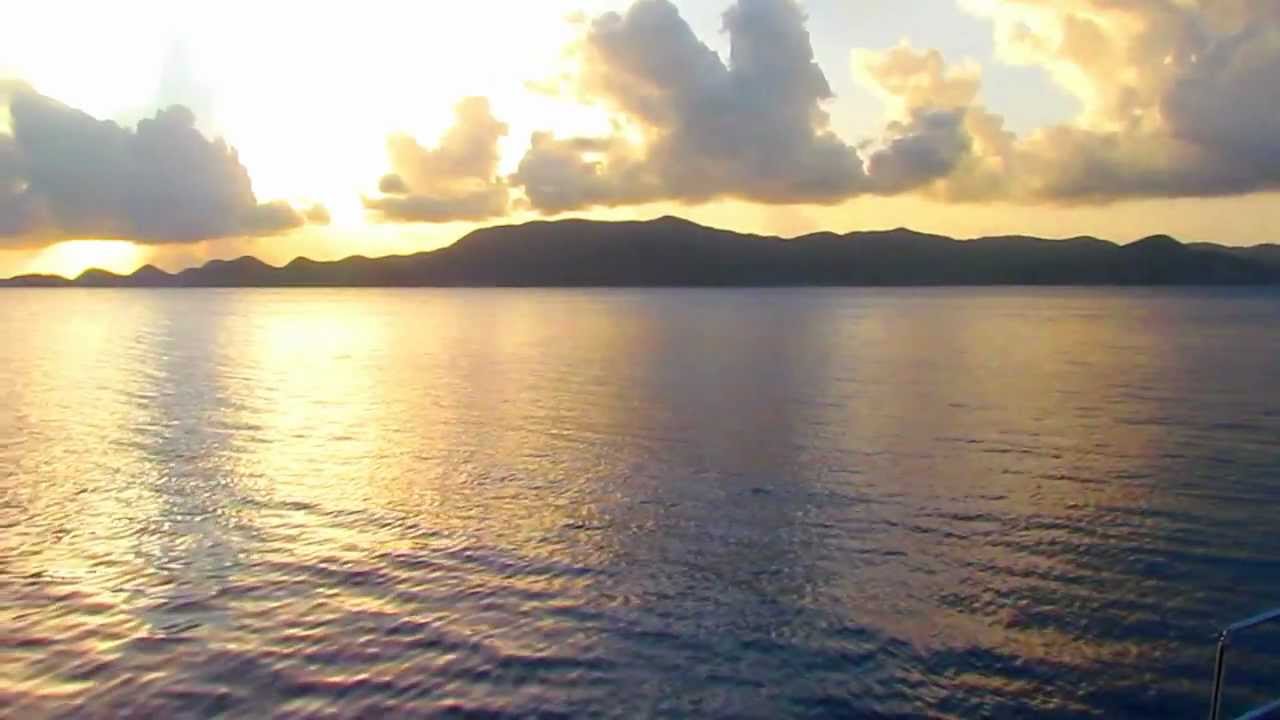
2,0 -> 1279,278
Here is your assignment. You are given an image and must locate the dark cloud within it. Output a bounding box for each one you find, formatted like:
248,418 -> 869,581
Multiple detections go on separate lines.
0,84 -> 305,245
0,134 -> 35,236
1163,23 -> 1280,180
516,0 -> 985,213
865,109 -> 972,194
365,96 -> 510,222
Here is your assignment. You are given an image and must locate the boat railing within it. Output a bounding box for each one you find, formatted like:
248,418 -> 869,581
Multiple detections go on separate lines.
1211,607 -> 1280,720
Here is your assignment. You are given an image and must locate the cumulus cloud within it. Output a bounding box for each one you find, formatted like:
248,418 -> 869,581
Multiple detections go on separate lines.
517,0 -> 1280,209
1163,22 -> 1280,174
513,0 -> 972,213
913,0 -> 1280,203
514,132 -> 656,214
855,43 -> 1014,200
864,110 -> 973,195
855,44 -> 982,117
365,96 -> 510,222
0,83 -> 307,244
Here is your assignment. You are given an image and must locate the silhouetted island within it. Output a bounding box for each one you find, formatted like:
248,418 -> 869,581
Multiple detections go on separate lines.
4,216 -> 1278,287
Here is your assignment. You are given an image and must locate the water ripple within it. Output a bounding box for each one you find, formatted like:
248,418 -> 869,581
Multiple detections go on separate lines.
2,287 -> 1279,718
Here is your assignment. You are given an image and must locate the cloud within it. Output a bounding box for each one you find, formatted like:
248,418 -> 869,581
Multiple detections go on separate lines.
378,174 -> 409,195
0,139 -> 33,235
513,0 -> 864,210
864,110 -> 972,195
0,83 -> 307,245
365,96 -> 510,222
303,204 -> 331,225
514,0 -> 986,213
922,0 -> 1280,203
239,201 -> 304,234
855,44 -> 982,117
854,44 -> 998,195
364,190 -> 509,223
513,0 -> 1280,210
1163,22 -> 1280,174
513,132 -> 656,214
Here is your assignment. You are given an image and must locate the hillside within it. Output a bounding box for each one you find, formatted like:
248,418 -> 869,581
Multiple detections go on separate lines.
3,217 -> 1277,287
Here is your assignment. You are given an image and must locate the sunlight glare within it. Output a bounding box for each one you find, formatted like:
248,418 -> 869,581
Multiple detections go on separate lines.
26,240 -> 145,279
3,0 -> 633,237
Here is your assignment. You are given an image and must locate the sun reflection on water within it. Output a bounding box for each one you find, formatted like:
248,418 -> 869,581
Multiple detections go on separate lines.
2,288 -> 1279,717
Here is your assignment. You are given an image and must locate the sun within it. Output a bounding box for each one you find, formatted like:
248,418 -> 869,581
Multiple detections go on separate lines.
25,240 -> 145,279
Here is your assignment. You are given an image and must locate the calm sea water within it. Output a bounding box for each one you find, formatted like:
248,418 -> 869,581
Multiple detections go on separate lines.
2,288 -> 1279,719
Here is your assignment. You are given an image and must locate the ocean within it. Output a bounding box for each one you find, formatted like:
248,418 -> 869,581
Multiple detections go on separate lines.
2,287 -> 1279,718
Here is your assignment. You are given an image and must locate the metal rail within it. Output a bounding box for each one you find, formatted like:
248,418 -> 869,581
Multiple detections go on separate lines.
1210,608 -> 1280,720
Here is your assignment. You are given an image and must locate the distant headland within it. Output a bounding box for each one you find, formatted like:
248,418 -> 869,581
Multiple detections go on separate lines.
3,216 -> 1278,287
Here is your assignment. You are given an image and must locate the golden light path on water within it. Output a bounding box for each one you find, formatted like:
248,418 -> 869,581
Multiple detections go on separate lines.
2,287 -> 1280,717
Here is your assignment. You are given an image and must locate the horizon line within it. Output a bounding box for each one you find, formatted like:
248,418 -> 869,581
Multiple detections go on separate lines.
5,214 -> 1277,282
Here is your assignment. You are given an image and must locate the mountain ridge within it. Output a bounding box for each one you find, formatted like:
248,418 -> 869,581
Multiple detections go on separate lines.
2,217 -> 1278,287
